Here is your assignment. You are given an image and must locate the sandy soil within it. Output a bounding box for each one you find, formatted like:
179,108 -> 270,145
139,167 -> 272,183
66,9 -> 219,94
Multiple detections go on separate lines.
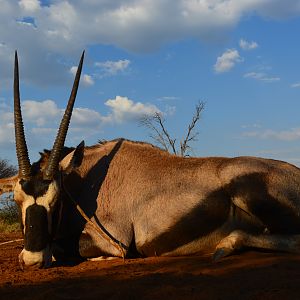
1,233 -> 300,299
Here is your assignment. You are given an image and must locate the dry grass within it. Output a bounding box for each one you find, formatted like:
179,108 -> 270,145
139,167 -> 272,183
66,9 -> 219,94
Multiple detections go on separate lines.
0,219 -> 20,233
0,198 -> 20,233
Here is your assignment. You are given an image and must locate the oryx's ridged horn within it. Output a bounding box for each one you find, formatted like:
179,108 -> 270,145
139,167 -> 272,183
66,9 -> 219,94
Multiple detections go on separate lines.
14,51 -> 31,180
44,51 -> 85,180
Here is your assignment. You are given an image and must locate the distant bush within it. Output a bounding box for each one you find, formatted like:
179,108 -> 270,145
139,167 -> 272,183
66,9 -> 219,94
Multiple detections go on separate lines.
0,158 -> 19,232
0,159 -> 17,178
0,196 -> 20,232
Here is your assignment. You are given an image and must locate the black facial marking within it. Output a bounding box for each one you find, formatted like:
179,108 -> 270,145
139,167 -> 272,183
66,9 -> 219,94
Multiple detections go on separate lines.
20,159 -> 52,198
20,177 -> 52,199
24,204 -> 50,251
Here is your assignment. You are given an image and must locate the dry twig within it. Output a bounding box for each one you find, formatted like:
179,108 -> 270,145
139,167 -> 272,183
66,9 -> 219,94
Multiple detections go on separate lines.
140,101 -> 205,156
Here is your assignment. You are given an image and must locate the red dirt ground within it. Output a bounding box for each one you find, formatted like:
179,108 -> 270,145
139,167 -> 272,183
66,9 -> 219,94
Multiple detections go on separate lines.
1,233 -> 300,299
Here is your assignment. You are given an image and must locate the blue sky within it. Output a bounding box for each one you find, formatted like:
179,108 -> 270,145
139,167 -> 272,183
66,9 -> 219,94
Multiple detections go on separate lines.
1,1 -> 300,166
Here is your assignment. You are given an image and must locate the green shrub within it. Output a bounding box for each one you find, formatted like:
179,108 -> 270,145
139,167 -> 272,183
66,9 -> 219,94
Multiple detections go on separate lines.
0,196 -> 20,232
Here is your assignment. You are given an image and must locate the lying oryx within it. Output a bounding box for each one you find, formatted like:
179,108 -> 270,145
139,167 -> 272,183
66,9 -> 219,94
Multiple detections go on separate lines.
1,52 -> 300,268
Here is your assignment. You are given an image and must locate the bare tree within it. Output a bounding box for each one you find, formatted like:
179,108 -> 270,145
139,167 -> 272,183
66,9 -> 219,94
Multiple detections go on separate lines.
140,101 -> 205,157
140,112 -> 177,154
0,159 -> 17,179
0,158 -> 16,201
179,101 -> 204,156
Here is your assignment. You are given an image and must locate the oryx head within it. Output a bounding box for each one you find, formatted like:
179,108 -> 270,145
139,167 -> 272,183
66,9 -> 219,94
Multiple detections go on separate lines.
0,51 -> 85,268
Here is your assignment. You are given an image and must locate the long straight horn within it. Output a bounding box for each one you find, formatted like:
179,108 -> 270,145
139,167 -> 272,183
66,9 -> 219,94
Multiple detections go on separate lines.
14,51 -> 31,180
44,51 -> 85,180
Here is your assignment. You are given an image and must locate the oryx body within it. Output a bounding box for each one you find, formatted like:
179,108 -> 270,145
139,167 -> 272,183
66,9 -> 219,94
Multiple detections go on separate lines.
55,139 -> 300,260
1,52 -> 300,268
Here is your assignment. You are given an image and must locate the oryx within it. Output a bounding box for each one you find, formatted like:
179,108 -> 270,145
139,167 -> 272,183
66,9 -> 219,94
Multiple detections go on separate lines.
1,52 -> 300,268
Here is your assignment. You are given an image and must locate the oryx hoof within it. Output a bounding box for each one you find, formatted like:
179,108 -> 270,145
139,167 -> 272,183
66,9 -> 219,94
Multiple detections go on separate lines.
213,230 -> 247,261
212,248 -> 232,262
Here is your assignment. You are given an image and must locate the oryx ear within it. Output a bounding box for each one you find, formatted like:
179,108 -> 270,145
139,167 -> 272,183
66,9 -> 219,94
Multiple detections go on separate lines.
0,175 -> 19,196
62,141 -> 85,175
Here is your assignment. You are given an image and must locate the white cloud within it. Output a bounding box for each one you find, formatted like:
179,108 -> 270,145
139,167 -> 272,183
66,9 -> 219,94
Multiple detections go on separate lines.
82,74 -> 94,86
243,128 -> 300,141
0,96 -> 161,149
291,82 -> 300,88
19,0 -> 40,13
214,49 -> 243,73
22,100 -> 61,126
241,123 -> 262,129
255,0 -> 300,19
0,0 -> 298,89
105,96 -> 159,123
31,127 -> 56,135
72,108 -> 104,127
70,66 -> 94,86
0,1 -> 299,86
0,122 -> 14,146
244,72 -> 280,82
239,39 -> 258,50
165,105 -> 176,116
95,59 -> 131,76
0,103 -> 16,146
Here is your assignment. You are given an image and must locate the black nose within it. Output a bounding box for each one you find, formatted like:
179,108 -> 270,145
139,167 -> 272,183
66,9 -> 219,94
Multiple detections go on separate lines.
24,204 -> 50,252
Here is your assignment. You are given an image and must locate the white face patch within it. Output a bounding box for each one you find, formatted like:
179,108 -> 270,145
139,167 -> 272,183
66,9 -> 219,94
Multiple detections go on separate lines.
36,180 -> 60,211
36,181 -> 60,233
14,178 -> 60,258
14,181 -> 35,232
14,180 -> 60,230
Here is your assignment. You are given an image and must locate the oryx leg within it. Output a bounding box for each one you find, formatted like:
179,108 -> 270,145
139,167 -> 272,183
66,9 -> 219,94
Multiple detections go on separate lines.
213,230 -> 300,261
78,222 -> 128,260
78,230 -> 119,259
